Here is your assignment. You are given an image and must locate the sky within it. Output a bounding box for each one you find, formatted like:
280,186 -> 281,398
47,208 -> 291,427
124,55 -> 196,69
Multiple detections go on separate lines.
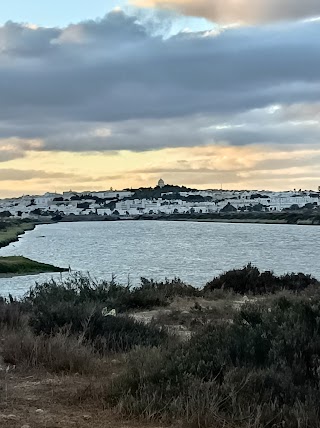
0,1 -> 320,196
0,1 -> 124,27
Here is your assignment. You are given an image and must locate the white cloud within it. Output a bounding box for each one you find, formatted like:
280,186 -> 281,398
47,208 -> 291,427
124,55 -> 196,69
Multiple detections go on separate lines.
132,0 -> 320,24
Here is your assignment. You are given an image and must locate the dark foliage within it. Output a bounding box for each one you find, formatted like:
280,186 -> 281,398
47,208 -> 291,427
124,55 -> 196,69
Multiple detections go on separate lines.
0,296 -> 24,329
204,263 -> 318,294
156,209 -> 320,224
0,211 -> 12,217
139,277 -> 199,299
86,313 -> 167,353
128,184 -> 193,201
24,274 -> 169,352
109,297 -> 320,427
25,274 -> 197,317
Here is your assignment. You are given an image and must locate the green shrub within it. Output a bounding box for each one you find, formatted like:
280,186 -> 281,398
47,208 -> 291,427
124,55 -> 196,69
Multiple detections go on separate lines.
29,299 -> 97,335
25,274 -> 197,342
25,273 -> 192,316
85,313 -> 168,353
139,277 -> 199,299
0,297 -> 25,329
107,297 -> 320,427
24,275 -> 168,353
205,263 -> 318,294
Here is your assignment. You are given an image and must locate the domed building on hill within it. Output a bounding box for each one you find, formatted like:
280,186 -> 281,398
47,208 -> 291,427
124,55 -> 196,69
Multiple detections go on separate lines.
158,178 -> 165,188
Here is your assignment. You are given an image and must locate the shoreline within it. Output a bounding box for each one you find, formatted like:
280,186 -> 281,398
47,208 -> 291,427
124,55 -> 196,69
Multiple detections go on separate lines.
170,217 -> 315,225
58,213 -> 320,226
0,270 -> 65,278
0,256 -> 68,277
0,221 -> 37,249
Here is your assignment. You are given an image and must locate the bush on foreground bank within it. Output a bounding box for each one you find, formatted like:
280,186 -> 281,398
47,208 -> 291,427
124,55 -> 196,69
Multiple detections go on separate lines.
205,263 -> 318,294
26,273 -> 198,315
0,268 -> 320,427
23,264 -> 319,320
108,296 -> 320,427
0,275 -> 170,358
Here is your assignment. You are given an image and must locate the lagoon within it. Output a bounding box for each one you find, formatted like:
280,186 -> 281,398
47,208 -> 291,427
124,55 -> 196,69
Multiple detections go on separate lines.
0,220 -> 319,297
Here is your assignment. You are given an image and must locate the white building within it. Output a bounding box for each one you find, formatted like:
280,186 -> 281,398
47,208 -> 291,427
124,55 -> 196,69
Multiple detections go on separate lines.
158,179 -> 165,188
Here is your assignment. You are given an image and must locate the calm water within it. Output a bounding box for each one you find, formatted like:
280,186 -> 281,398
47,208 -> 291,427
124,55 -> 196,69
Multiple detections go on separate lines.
0,220 -> 319,297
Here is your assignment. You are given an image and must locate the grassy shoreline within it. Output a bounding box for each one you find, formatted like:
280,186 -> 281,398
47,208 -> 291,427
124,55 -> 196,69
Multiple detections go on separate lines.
58,211 -> 320,226
169,217 -> 289,224
169,217 -> 318,225
0,220 -> 36,248
0,256 -> 67,276
155,211 -> 320,225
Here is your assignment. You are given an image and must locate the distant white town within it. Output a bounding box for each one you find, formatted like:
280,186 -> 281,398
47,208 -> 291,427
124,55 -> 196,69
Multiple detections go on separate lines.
1,179 -> 320,219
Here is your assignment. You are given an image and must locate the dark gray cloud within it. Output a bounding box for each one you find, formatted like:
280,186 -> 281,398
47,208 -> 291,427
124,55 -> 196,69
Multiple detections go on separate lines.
0,11 -> 319,153
0,21 -> 59,56
133,0 -> 320,24
36,104 -> 320,152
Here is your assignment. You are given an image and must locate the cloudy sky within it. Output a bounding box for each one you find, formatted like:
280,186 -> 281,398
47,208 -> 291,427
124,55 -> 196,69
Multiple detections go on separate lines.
0,1 -> 319,196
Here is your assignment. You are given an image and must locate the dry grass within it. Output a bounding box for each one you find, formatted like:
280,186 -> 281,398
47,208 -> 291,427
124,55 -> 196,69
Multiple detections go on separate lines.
1,327 -> 101,375
0,369 -> 166,428
1,273 -> 320,428
0,325 -> 165,427
131,293 -> 240,339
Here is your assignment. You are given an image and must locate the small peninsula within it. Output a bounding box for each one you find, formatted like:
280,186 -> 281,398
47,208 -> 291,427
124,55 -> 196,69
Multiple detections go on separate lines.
0,256 -> 67,276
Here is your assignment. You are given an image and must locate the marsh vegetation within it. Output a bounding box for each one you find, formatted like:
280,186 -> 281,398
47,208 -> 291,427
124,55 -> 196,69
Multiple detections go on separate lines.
0,267 -> 319,427
0,256 -> 67,276
0,220 -> 35,248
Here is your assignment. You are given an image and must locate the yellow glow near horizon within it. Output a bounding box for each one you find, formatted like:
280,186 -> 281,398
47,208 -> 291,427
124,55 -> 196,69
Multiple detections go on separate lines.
0,143 -> 319,198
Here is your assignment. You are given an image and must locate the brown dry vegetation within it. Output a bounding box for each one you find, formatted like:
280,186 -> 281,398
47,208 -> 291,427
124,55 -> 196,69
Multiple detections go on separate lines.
0,327 -> 167,428
0,368 -> 166,428
0,268 -> 319,427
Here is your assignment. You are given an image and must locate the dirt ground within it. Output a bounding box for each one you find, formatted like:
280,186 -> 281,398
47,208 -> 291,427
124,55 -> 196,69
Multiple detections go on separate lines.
0,296 -> 256,428
0,369 -> 165,428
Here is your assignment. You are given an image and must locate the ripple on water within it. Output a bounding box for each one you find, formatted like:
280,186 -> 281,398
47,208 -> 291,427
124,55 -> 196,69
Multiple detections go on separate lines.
0,220 -> 319,297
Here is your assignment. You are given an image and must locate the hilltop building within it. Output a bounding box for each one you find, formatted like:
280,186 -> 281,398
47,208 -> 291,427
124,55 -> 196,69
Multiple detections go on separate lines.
158,178 -> 165,188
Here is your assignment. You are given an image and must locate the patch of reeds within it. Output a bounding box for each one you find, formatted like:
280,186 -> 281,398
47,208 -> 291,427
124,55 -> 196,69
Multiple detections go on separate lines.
1,328 -> 99,374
